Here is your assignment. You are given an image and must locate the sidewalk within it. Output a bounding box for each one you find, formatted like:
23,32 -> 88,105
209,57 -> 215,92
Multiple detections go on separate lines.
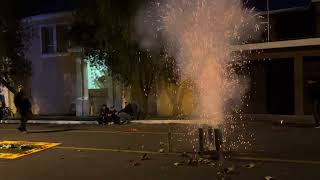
2,115 -> 98,125
1,114 -> 317,127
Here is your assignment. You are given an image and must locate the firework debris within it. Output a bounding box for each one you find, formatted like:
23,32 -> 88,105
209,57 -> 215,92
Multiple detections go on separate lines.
265,176 -> 276,180
140,153 -> 149,160
159,148 -> 165,153
132,162 -> 141,167
243,163 -> 255,169
0,144 -> 34,150
181,152 -> 188,157
19,145 -> 33,150
174,162 -> 183,167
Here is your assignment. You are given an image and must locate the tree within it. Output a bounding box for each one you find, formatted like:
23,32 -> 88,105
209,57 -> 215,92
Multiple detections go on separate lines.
0,1 -> 32,93
72,0 -> 168,117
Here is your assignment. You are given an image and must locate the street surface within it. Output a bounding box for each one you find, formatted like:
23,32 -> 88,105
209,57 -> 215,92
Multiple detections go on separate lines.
0,121 -> 319,180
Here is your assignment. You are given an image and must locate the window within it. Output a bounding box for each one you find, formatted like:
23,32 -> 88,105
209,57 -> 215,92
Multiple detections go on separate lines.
41,26 -> 55,54
56,25 -> 70,53
41,25 -> 70,55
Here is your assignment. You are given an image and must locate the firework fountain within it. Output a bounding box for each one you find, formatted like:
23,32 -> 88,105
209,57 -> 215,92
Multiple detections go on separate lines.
136,0 -> 261,152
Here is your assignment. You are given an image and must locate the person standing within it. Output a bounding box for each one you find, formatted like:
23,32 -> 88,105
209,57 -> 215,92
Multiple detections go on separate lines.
308,80 -> 320,127
14,89 -> 32,132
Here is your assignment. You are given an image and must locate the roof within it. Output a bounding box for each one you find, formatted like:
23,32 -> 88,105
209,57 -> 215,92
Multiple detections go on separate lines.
246,0 -> 311,13
231,38 -> 320,51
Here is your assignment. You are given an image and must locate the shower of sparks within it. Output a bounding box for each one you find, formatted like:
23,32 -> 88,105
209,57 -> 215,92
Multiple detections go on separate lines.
136,0 -> 262,152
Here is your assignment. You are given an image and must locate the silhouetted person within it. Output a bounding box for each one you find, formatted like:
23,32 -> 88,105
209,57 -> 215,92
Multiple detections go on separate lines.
119,102 -> 134,115
308,80 -> 320,127
0,101 -> 4,121
108,106 -> 120,124
118,102 -> 134,124
98,104 -> 109,125
14,89 -> 32,132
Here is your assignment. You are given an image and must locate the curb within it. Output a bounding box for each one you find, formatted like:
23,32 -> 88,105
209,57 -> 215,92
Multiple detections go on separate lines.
0,120 -> 98,125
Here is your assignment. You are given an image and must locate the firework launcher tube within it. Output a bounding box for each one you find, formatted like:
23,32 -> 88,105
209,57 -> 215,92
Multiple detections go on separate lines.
208,127 -> 214,149
198,127 -> 223,154
214,128 -> 223,152
167,132 -> 172,152
198,128 -> 204,153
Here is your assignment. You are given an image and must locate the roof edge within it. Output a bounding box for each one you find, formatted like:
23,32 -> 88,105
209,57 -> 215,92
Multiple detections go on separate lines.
22,11 -> 73,22
232,38 -> 320,51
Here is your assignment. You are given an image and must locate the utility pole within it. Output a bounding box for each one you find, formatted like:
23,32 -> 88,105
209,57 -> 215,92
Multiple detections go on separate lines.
267,0 -> 270,42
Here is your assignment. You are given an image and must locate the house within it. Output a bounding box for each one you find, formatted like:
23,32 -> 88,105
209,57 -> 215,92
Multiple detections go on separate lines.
157,0 -> 320,117
19,1 -> 124,116
233,0 -> 320,116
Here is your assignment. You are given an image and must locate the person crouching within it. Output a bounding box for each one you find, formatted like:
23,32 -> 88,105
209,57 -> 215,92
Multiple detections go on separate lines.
98,104 -> 109,125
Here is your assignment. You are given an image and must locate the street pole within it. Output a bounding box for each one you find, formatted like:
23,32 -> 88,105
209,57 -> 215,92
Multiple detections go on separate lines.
267,0 -> 270,42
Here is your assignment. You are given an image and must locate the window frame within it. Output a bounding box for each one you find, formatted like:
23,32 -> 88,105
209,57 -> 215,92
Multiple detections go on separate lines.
39,23 -> 70,58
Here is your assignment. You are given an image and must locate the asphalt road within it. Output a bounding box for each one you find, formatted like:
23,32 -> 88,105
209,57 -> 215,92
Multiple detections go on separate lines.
0,122 -> 319,180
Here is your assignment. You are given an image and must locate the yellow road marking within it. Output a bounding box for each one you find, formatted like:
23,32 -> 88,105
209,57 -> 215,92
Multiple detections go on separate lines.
55,146 -> 178,155
73,130 -> 177,135
57,146 -> 320,165
232,156 -> 320,165
0,141 -> 60,159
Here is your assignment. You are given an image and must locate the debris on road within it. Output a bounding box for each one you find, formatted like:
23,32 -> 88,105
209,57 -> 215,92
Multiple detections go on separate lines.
181,152 -> 187,157
217,166 -> 239,175
159,141 -> 165,146
243,163 -> 255,168
132,162 -> 140,167
125,128 -> 138,132
209,163 -> 215,166
159,148 -> 165,153
19,145 -> 33,150
265,176 -> 275,180
140,153 -> 149,160
0,144 -> 14,149
174,162 -> 183,167
187,158 -> 198,166
198,158 -> 204,163
224,167 -> 236,174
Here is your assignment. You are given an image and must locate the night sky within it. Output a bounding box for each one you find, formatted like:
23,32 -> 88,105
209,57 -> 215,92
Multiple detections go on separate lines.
19,0 -> 312,17
19,0 -> 76,17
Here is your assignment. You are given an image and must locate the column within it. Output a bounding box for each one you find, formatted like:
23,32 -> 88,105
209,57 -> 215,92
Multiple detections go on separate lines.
106,75 -> 114,107
69,48 -> 90,116
294,56 -> 304,115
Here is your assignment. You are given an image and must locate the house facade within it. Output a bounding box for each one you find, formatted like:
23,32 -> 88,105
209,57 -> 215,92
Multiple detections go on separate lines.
15,0 -> 320,117
22,12 -> 124,116
235,0 -> 320,116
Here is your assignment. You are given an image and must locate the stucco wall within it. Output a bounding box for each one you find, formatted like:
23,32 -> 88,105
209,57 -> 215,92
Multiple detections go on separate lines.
25,15 -> 77,115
